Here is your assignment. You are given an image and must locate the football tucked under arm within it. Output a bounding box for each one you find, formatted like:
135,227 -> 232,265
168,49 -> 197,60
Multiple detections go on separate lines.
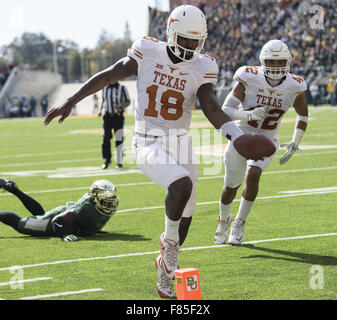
233,133 -> 276,161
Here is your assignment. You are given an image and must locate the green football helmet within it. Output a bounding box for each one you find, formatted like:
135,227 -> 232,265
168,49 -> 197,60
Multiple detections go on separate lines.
89,180 -> 119,216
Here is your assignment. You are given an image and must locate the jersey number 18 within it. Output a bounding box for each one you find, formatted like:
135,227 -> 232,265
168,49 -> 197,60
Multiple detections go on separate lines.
144,85 -> 185,121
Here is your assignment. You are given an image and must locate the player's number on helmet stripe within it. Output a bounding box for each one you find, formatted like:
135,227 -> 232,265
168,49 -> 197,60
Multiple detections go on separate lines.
145,85 -> 184,121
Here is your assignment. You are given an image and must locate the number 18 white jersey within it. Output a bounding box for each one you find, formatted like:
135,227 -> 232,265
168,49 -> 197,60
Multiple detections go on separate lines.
127,37 -> 219,136
234,66 -> 307,138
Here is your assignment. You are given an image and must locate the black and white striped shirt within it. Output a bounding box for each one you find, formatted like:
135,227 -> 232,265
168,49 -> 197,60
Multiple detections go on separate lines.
102,83 -> 130,115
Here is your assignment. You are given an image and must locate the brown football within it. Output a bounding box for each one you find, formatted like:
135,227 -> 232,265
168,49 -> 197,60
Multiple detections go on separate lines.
233,133 -> 276,161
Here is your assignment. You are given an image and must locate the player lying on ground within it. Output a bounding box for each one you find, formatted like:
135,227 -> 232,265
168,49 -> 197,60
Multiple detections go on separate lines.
215,39 -> 309,246
0,178 -> 119,242
43,4 -> 275,299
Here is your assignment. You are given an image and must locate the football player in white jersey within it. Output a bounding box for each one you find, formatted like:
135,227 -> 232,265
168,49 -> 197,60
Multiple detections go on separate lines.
44,5 -> 270,299
214,39 -> 309,246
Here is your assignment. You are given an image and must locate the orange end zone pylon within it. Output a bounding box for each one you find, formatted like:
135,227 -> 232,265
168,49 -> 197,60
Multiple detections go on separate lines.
175,268 -> 202,300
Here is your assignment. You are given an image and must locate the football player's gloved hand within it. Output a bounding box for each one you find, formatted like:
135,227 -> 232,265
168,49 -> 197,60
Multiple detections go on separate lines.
62,234 -> 80,242
279,142 -> 301,165
246,106 -> 267,122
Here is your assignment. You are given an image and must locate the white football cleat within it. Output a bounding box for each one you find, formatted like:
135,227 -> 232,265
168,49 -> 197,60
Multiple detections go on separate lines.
159,233 -> 179,280
214,214 -> 233,244
155,255 -> 173,299
228,218 -> 246,245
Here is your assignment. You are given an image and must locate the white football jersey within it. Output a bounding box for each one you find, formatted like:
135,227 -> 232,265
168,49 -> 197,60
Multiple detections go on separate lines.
233,65 -> 307,138
127,37 -> 219,136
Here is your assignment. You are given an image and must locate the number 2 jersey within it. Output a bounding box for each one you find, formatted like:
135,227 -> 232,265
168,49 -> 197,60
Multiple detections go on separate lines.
232,65 -> 307,138
127,37 -> 219,136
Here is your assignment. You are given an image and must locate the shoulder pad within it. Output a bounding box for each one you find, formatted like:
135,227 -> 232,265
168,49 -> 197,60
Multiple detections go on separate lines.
288,73 -> 307,92
128,37 -> 161,61
234,66 -> 262,86
198,54 -> 218,82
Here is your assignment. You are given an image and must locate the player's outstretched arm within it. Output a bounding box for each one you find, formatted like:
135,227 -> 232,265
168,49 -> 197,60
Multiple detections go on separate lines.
279,93 -> 308,165
44,57 -> 138,126
51,210 -> 81,241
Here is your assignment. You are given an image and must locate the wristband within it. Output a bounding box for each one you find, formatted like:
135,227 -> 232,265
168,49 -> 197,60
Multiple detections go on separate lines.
296,115 -> 309,123
219,122 -> 244,142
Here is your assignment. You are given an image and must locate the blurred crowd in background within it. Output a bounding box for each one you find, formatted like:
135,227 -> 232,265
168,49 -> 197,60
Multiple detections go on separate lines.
148,0 -> 337,106
1,0 -> 336,118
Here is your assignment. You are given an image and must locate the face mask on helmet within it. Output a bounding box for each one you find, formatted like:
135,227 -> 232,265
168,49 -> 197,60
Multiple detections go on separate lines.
166,5 -> 207,62
89,180 -> 119,216
259,40 -> 292,80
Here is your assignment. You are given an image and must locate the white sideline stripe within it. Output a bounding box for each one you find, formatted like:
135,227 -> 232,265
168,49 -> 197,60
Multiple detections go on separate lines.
20,288 -> 104,300
0,277 -> 52,286
1,165 -> 337,197
0,233 -> 336,272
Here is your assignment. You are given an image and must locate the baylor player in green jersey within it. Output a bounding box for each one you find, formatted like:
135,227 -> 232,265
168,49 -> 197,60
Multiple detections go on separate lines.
0,179 -> 119,242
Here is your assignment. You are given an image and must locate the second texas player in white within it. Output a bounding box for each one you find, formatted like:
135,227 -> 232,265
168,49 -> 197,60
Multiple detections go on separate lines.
215,39 -> 309,246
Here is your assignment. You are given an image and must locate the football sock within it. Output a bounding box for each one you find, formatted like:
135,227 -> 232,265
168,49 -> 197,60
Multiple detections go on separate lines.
219,201 -> 232,220
116,143 -> 124,166
0,211 -> 20,229
10,188 -> 45,216
164,215 -> 181,243
236,197 -> 254,221
178,217 -> 192,246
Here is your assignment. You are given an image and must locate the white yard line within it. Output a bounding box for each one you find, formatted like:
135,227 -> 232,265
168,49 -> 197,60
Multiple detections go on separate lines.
0,158 -> 101,168
280,186 -> 337,194
0,277 -> 52,287
1,166 -> 336,197
116,188 -> 337,213
20,288 -> 104,300
0,233 -> 335,272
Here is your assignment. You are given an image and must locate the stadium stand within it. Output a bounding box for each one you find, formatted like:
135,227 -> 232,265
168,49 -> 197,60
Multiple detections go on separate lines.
148,0 -> 337,105
0,64 -> 14,91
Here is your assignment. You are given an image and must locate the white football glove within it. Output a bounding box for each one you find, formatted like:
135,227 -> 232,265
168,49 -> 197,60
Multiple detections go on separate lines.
279,142 -> 302,165
62,234 -> 81,242
246,106 -> 267,122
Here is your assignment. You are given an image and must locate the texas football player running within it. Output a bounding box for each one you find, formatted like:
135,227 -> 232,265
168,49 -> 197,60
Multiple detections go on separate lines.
43,5 -> 275,299
215,39 -> 309,246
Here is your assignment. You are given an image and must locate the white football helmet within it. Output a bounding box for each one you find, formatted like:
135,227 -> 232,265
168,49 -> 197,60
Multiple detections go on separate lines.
259,39 -> 292,80
166,5 -> 207,62
89,180 -> 119,216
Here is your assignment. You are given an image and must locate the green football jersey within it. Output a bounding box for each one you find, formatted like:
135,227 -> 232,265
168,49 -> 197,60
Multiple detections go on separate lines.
72,193 -> 112,236
16,193 -> 112,237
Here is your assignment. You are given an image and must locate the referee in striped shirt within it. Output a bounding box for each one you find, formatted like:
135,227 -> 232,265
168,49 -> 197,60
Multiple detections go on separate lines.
99,81 -> 130,169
